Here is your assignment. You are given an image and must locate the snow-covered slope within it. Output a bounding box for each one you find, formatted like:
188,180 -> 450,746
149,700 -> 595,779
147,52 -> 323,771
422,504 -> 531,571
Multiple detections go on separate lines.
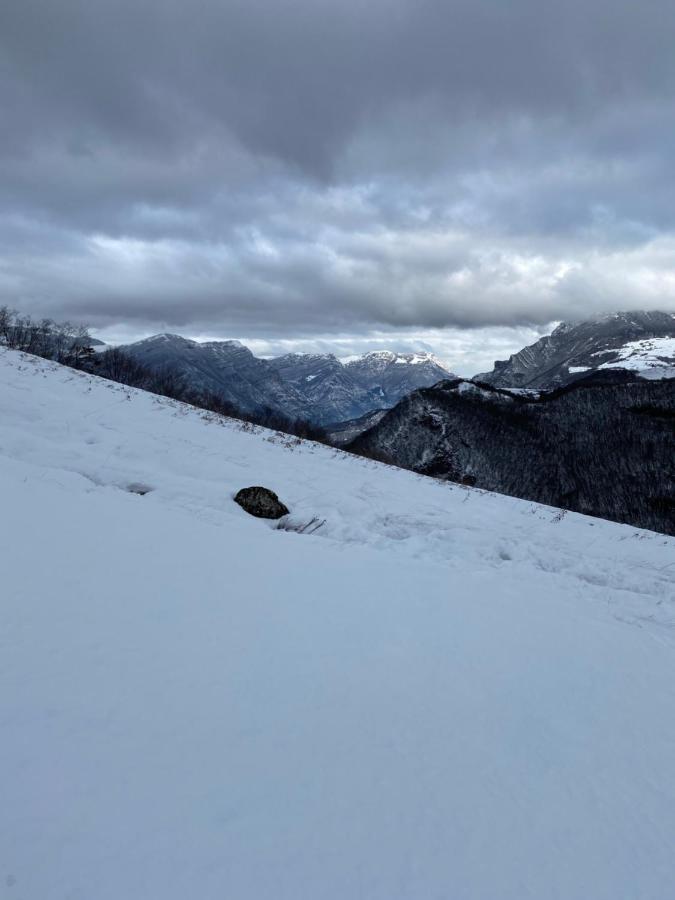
596,335 -> 675,378
476,310 -> 675,388
349,372 -> 675,535
2,348 -> 675,900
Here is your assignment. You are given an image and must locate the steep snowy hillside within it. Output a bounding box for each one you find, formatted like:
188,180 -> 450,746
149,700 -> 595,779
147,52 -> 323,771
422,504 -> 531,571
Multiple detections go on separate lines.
476,310 -> 675,388
350,372 -> 675,535
596,335 -> 675,378
2,348 -> 675,900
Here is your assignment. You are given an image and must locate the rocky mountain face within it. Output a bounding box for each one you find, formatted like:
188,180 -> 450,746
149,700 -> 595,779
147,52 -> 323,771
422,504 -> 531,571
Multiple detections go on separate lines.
345,351 -> 452,407
476,311 -> 675,389
349,371 -> 675,535
122,337 -> 454,425
267,353 -> 376,424
123,334 -> 307,419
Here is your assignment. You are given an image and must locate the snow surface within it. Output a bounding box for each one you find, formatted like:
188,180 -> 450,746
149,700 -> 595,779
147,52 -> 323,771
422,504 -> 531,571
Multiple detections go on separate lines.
393,352 -> 439,365
2,348 -> 675,900
596,336 -> 675,378
343,350 -> 444,367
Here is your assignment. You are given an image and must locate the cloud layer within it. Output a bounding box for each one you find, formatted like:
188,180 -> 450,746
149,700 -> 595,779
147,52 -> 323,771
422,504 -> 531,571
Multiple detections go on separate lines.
2,0 -> 675,371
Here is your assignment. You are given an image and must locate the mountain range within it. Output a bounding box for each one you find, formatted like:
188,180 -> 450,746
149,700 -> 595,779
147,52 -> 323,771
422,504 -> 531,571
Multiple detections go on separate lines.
119,311 -> 675,429
122,334 -> 454,425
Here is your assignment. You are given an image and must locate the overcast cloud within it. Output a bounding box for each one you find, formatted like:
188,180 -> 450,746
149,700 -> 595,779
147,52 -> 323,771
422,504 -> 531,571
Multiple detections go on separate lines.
2,0 -> 675,373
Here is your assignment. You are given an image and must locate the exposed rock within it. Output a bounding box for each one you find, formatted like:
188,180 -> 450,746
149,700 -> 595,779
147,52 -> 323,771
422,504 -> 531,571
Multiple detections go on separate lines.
234,486 -> 290,519
267,353 -> 374,425
126,482 -> 153,495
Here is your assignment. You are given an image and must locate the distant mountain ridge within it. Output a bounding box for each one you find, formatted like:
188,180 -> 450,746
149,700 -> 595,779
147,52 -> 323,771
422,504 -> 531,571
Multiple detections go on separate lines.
475,310 -> 675,389
344,351 -> 452,409
123,333 -> 307,420
267,352 -> 375,424
122,335 -> 454,425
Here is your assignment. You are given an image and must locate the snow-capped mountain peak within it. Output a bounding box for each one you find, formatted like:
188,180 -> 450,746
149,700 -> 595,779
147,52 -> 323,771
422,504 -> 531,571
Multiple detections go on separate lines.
352,349 -> 446,367
393,351 -> 443,366
133,332 -> 195,347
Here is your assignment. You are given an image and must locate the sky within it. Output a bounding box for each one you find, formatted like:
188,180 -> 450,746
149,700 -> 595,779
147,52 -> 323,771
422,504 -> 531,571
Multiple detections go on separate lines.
2,0 -> 675,375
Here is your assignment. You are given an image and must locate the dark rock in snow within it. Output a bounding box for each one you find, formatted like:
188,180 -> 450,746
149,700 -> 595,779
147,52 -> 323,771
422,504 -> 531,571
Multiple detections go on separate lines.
126,482 -> 153,495
234,486 -> 290,519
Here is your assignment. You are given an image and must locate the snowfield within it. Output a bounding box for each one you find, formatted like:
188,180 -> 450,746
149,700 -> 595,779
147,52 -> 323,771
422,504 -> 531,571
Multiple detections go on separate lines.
1,348 -> 675,900
596,335 -> 675,378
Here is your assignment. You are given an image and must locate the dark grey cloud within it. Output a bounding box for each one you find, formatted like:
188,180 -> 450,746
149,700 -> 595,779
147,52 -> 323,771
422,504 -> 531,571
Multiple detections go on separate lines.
1,0 -> 675,370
